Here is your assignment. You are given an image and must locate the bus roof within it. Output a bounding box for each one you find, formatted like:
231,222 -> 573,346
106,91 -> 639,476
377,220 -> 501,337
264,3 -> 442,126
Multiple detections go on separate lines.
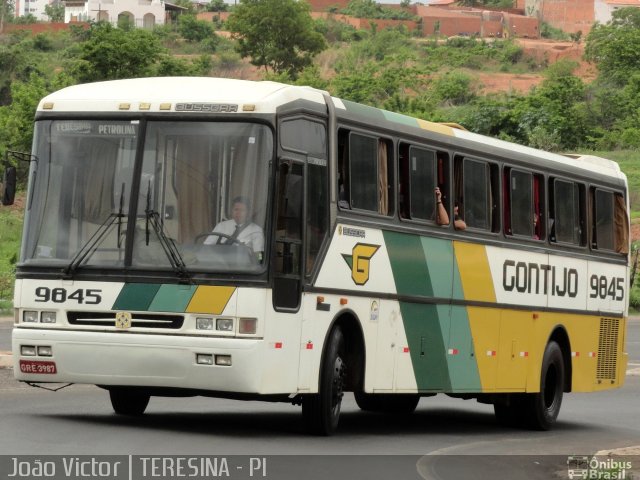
38,77 -> 625,184
38,76 -> 327,114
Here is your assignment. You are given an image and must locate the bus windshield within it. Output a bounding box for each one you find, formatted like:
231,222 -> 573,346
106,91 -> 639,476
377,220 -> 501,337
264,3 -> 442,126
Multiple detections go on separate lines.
22,120 -> 273,274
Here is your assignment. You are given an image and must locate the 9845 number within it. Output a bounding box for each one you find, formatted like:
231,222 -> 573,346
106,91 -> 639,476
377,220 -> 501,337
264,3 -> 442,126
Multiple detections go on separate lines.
35,287 -> 102,305
589,275 -> 624,301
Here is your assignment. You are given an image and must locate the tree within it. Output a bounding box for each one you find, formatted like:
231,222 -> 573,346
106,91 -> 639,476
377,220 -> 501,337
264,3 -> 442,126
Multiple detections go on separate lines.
0,71 -> 73,177
178,14 -> 217,43
226,0 -> 326,78
44,1 -> 64,22
585,7 -> 640,85
206,0 -> 227,12
172,0 -> 196,14
68,23 -> 164,82
0,0 -> 15,33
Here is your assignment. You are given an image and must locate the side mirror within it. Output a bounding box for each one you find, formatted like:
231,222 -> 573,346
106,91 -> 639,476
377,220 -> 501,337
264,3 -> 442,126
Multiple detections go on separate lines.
1,164 -> 17,206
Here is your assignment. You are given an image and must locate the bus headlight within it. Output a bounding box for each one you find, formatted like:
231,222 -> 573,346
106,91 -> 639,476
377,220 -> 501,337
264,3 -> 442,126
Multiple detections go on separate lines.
196,317 -> 214,330
41,311 -> 57,324
21,345 -> 37,356
215,355 -> 232,366
37,346 -> 53,357
196,353 -> 214,365
216,318 -> 233,332
23,311 -> 39,323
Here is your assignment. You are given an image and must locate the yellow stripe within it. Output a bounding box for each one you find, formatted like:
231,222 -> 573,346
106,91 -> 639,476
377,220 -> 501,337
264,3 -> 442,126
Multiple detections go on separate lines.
467,307 -> 500,391
453,242 -> 496,302
186,286 -> 236,315
416,119 -> 455,136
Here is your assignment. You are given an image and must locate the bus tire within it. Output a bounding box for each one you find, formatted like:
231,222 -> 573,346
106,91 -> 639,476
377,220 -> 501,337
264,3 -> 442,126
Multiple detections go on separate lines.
109,388 -> 150,416
354,392 -> 419,414
302,326 -> 346,435
522,341 -> 565,430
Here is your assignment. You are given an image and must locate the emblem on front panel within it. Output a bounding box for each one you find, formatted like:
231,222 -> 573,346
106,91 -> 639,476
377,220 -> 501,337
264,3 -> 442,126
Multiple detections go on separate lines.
115,311 -> 132,330
342,243 -> 380,286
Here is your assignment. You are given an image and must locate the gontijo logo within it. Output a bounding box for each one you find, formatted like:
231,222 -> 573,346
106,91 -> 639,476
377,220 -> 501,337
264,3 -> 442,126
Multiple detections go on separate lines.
342,243 -> 380,286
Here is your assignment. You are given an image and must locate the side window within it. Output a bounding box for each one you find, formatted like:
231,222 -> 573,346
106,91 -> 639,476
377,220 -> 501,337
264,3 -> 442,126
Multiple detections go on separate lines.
350,133 -> 378,211
504,168 -> 543,240
409,146 -> 435,221
399,144 -> 449,224
281,118 -> 326,159
454,156 -> 498,232
593,189 -> 614,251
511,170 -> 533,237
338,129 -> 393,216
550,179 -> 585,246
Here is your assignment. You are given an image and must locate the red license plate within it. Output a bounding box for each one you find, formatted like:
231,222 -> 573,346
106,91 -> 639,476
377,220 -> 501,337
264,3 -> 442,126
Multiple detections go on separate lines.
19,360 -> 57,375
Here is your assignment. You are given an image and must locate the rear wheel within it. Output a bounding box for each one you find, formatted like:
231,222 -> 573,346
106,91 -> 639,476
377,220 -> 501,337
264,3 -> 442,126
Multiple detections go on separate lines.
523,341 -> 564,430
109,388 -> 150,416
355,392 -> 420,414
302,326 -> 346,435
493,341 -> 564,430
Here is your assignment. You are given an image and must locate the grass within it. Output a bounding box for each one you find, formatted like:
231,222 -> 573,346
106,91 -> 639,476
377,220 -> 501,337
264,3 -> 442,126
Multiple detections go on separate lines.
0,195 -> 23,315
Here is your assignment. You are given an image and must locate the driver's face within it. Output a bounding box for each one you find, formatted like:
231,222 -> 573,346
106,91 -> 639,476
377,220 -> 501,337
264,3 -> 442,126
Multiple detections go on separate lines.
232,202 -> 248,225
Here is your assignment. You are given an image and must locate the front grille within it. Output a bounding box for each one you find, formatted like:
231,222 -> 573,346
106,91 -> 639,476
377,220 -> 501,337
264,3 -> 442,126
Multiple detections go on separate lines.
67,311 -> 184,329
596,318 -> 619,381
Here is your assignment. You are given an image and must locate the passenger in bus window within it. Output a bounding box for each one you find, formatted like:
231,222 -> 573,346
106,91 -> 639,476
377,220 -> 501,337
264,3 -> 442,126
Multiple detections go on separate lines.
204,196 -> 264,260
454,202 -> 467,230
435,187 -> 449,226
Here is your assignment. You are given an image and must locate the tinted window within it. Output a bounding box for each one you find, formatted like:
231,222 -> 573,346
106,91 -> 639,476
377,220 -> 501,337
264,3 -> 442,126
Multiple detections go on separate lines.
554,180 -> 578,244
281,119 -> 326,158
510,170 -> 532,237
307,162 -> 328,275
595,189 -> 614,250
349,133 -> 378,212
463,159 -> 488,230
409,147 -> 436,221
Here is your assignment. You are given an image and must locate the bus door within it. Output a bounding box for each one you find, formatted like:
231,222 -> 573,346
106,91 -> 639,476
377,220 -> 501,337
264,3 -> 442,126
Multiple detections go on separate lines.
273,115 -> 330,390
272,159 -> 304,311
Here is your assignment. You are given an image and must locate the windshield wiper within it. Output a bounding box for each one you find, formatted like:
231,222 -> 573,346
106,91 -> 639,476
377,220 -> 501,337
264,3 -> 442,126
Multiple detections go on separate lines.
144,181 -> 191,282
64,183 -> 127,278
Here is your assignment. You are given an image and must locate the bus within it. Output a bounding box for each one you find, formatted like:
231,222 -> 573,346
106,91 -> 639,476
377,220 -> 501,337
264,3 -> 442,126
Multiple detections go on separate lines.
6,77 -> 629,435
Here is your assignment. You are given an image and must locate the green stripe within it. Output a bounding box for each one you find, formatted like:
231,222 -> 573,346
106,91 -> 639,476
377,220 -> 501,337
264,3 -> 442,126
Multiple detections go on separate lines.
148,284 -> 197,312
341,100 -> 386,122
383,231 -> 431,297
112,283 -> 161,311
447,306 -> 482,391
420,236 -> 454,299
400,302 -> 451,391
382,110 -> 420,127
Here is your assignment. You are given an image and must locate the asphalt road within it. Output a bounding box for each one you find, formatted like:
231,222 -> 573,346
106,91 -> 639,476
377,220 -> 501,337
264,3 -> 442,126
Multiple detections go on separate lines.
0,317 -> 638,480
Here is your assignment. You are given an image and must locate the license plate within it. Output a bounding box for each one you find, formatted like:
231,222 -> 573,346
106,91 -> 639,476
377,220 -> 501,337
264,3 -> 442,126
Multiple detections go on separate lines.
19,360 -> 57,375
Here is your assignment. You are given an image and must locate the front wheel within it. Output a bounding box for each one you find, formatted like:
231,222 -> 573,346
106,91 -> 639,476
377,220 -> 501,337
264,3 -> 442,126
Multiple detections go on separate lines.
302,326 -> 346,435
109,388 -> 150,416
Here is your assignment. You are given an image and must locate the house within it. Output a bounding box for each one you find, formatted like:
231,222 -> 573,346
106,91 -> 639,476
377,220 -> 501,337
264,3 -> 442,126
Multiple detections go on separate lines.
523,0 -> 640,34
13,0 -> 185,27
63,0 -> 181,27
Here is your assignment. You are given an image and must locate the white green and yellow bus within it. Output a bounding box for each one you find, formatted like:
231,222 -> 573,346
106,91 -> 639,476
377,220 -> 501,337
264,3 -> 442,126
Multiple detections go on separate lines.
6,77 -> 629,435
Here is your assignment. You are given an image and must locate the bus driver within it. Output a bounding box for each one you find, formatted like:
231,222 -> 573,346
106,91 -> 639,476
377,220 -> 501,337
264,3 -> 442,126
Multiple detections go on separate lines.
204,196 -> 264,260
